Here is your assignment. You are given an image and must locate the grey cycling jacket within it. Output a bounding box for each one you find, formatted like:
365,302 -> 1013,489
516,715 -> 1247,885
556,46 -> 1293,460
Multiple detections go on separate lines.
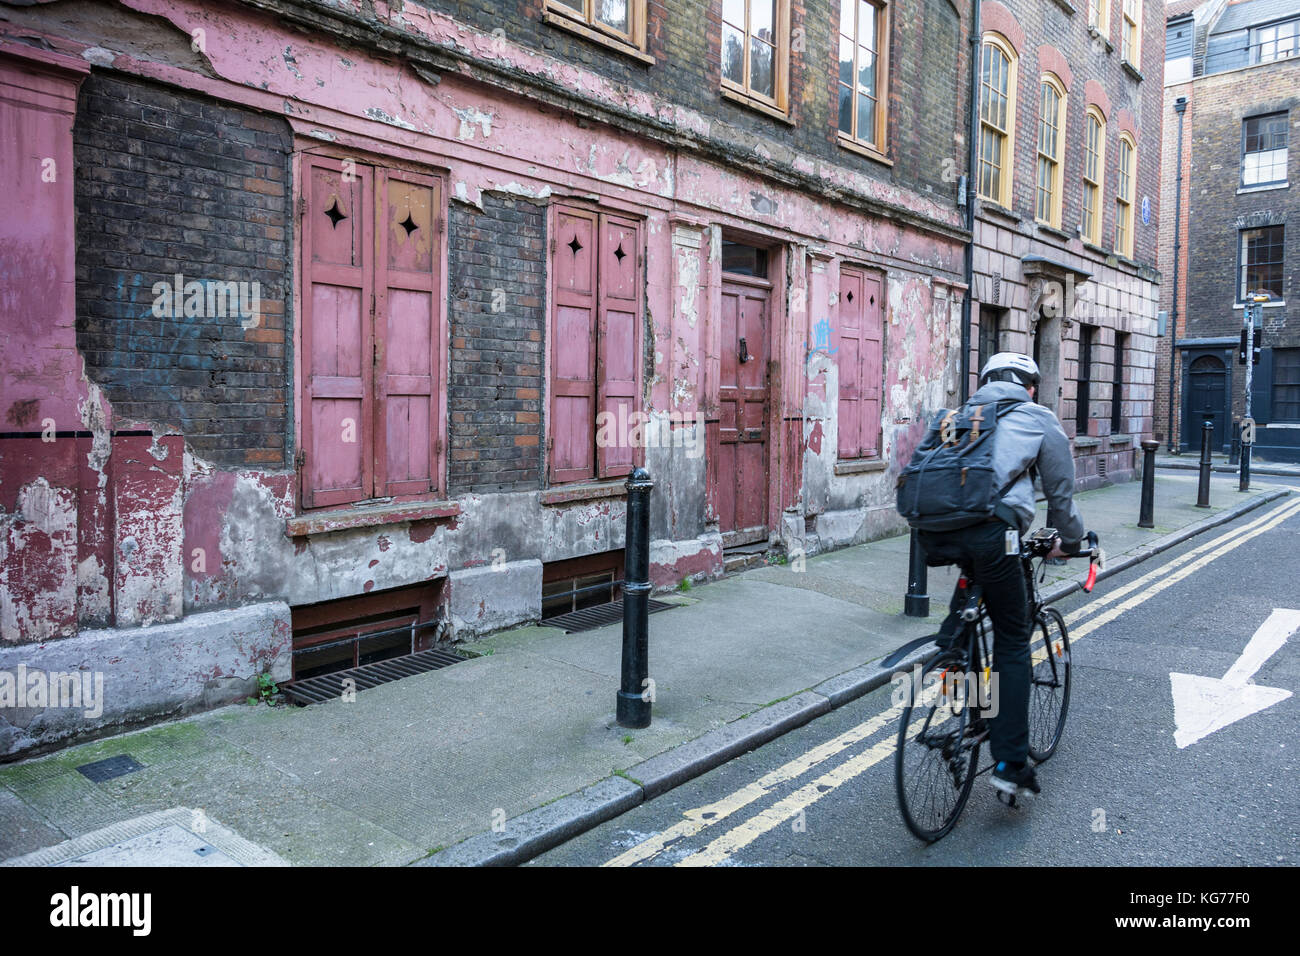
969,380 -> 1086,549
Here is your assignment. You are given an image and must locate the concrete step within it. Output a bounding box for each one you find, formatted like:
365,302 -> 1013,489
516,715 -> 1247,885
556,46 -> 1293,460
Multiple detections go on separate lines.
723,550 -> 768,574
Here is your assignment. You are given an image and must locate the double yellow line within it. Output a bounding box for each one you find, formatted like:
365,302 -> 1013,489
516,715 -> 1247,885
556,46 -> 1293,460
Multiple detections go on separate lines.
602,495 -> 1299,867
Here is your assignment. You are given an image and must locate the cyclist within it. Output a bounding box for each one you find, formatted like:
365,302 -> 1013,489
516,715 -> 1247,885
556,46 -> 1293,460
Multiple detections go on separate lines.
916,352 -> 1085,798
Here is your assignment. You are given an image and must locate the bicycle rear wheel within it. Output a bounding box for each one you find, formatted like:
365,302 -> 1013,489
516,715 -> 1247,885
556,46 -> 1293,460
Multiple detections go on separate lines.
1027,606 -> 1071,762
895,649 -> 982,842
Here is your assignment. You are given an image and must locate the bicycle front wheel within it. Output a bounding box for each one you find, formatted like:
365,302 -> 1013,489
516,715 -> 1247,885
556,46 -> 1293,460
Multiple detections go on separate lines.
1027,606 -> 1071,762
895,649 -> 981,842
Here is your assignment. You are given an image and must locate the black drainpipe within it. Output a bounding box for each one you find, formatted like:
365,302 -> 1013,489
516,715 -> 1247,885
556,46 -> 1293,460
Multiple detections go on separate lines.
961,0 -> 982,403
1169,96 -> 1187,453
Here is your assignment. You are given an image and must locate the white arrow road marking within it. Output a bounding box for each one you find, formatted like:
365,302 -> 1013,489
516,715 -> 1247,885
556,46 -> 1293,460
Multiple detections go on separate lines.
1170,608 -> 1299,749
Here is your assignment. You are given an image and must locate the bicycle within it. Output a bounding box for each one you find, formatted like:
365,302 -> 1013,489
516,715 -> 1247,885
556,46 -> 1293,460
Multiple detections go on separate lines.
882,527 -> 1102,843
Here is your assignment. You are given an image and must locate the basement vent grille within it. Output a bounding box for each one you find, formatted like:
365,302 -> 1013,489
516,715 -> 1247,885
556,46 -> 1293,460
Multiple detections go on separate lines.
76,754 -> 145,782
1098,456 -> 1108,480
281,646 -> 465,706
541,598 -> 676,634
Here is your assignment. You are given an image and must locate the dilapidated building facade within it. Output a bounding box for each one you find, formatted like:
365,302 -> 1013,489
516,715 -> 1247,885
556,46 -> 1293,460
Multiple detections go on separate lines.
1,0 -> 979,755
968,0 -> 1163,488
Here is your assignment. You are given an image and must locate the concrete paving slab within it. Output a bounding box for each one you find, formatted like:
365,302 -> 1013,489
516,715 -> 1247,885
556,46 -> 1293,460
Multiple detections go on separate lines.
0,787 -> 66,858
3,807 -> 288,867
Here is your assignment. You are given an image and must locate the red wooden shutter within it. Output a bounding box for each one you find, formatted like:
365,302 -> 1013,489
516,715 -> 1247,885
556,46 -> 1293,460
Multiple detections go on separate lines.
859,272 -> 884,459
302,157 -> 373,508
374,169 -> 440,497
550,208 -> 599,483
597,215 -> 640,478
837,268 -> 864,459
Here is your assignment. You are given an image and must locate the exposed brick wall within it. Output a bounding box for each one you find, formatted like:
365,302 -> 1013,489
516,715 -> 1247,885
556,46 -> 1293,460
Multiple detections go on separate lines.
1155,80 -> 1194,449
1182,59 -> 1298,349
447,194 -> 546,493
415,0 -> 967,205
73,72 -> 292,469
1153,54 -> 1300,457
982,0 -> 1165,269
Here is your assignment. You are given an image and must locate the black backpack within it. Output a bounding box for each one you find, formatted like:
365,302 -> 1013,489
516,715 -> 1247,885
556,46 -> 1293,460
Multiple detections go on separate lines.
895,398 -> 1026,532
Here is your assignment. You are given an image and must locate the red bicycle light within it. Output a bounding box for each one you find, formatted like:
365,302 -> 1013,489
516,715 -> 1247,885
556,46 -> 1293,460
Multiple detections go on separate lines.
1084,562 -> 1098,593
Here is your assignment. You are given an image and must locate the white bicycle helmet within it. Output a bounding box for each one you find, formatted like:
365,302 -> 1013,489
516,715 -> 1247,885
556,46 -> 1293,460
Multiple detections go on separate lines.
979,352 -> 1041,388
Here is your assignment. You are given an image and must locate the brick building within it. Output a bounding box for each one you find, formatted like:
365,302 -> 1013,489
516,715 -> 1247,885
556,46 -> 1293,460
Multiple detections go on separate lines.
968,0 -> 1163,489
1157,0 -> 1300,462
1,0 -> 981,754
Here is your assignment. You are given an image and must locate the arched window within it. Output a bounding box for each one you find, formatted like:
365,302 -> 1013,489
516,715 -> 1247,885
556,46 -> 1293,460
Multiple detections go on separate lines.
1114,133 -> 1136,258
1082,107 -> 1106,246
978,34 -> 1017,207
1036,75 -> 1066,227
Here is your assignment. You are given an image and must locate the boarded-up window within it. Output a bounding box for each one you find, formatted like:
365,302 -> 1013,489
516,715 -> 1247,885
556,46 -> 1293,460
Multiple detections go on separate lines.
836,266 -> 884,460
549,206 -> 642,483
301,156 -> 443,508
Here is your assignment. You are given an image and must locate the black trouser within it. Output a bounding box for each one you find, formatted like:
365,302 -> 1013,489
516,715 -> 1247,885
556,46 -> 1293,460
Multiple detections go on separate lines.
919,520 -> 1031,766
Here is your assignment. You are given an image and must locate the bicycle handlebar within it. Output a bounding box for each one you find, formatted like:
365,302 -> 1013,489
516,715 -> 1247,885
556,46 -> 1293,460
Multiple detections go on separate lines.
1059,530 -> 1100,560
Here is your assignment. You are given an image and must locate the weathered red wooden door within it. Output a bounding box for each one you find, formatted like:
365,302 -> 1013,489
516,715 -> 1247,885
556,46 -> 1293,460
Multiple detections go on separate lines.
716,277 -> 771,545
302,157 -> 373,508
374,168 -> 440,497
551,208 -> 599,483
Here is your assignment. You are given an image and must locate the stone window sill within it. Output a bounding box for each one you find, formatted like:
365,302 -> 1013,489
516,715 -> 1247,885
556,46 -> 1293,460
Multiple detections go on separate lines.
540,480 -> 628,506
287,500 -> 461,537
835,458 -> 888,476
1108,433 -> 1132,444
980,202 -> 1021,224
1122,61 -> 1144,83
1074,436 -> 1101,448
1036,223 -> 1073,241
837,135 -> 893,166
720,86 -> 794,125
1238,181 -> 1288,195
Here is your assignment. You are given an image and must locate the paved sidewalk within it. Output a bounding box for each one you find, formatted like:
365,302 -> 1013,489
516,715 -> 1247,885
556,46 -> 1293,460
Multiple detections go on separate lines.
0,473 -> 1290,866
1157,453 -> 1300,477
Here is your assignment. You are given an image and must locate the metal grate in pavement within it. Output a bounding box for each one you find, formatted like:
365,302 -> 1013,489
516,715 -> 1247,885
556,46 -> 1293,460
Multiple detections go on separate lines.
281,647 -> 466,706
75,754 -> 145,783
540,598 -> 676,634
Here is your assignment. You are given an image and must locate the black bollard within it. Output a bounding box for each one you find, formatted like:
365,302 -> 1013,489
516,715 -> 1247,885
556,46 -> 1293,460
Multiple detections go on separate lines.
1138,439 -> 1159,528
904,528 -> 929,617
1195,420 -> 1213,509
1229,420 -> 1241,466
1239,424 -> 1252,493
617,467 -> 653,728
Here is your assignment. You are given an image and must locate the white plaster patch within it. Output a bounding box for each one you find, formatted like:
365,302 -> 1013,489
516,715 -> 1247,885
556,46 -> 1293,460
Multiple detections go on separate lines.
454,106 -> 494,140
485,181 -> 552,201
81,47 -> 115,67
363,107 -> 417,131
453,181 -> 484,209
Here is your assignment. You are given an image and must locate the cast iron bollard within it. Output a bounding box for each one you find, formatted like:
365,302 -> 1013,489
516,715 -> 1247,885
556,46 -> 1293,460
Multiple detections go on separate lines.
904,528 -> 929,618
1229,420 -> 1241,466
617,467 -> 653,728
1138,439 -> 1159,529
1195,420 -> 1213,509
1239,421 -> 1252,493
